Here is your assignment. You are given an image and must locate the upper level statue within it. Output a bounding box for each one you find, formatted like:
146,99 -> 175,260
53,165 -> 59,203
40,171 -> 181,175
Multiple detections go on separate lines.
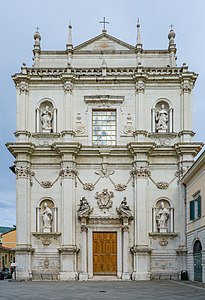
155,104 -> 168,132
41,106 -> 53,132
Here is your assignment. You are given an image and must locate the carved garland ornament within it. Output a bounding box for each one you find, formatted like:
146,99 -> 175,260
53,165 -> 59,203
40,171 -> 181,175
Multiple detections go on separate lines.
76,165 -> 132,192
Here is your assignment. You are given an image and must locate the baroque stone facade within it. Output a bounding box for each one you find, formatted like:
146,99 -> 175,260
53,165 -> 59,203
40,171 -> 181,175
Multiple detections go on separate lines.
7,23 -> 203,281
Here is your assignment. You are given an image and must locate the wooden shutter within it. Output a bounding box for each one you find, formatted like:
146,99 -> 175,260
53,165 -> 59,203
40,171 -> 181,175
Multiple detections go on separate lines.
197,195 -> 201,218
190,200 -> 195,220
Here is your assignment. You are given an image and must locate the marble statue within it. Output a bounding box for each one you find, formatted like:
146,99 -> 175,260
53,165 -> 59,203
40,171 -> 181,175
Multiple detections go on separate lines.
116,197 -> 133,218
41,106 -> 53,131
155,104 -> 168,132
156,201 -> 169,231
42,202 -> 53,232
77,197 -> 93,218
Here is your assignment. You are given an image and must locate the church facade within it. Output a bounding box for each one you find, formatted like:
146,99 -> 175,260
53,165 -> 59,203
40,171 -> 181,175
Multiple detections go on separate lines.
7,23 -> 203,281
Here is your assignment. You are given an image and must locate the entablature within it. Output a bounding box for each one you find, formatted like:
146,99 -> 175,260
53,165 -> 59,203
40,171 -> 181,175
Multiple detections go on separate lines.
12,66 -> 198,87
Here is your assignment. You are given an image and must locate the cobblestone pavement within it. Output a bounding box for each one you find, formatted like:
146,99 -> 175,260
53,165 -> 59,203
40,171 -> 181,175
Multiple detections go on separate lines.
1,280 -> 205,300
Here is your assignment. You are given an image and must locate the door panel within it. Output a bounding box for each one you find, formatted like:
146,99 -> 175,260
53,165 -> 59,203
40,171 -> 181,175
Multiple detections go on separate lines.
93,232 -> 117,275
194,253 -> 202,282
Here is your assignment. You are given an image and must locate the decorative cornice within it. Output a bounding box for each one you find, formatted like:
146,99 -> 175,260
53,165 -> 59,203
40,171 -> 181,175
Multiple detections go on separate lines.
12,67 -> 198,86
58,246 -> 79,254
84,95 -> 124,107
174,142 -> 203,157
6,142 -> 35,157
130,245 -> 152,254
32,233 -> 61,245
53,142 -> 81,155
15,246 -> 35,253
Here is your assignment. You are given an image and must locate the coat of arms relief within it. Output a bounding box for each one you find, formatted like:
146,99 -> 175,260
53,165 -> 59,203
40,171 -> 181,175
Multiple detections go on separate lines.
95,189 -> 114,209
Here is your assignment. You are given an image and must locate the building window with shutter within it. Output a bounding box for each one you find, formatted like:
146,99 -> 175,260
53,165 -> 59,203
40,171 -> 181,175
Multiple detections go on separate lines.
190,193 -> 201,221
92,110 -> 116,146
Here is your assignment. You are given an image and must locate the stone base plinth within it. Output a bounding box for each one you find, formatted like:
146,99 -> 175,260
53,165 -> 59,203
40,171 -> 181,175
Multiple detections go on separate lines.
79,272 -> 89,281
122,272 -> 131,280
159,228 -> 167,233
59,271 -> 78,281
132,272 -> 151,280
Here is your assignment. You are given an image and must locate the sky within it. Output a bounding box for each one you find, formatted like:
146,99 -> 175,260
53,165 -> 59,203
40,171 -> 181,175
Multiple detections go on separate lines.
0,0 -> 205,227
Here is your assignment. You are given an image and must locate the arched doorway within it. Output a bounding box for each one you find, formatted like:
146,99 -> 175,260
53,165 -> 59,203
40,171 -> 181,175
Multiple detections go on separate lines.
193,240 -> 202,282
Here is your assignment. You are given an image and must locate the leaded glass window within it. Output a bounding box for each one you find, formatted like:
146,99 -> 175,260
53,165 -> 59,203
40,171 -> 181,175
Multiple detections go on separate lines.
92,110 -> 116,146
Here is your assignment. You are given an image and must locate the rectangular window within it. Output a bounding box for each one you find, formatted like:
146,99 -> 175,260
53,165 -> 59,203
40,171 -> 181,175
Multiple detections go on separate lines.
190,193 -> 201,221
92,110 -> 116,146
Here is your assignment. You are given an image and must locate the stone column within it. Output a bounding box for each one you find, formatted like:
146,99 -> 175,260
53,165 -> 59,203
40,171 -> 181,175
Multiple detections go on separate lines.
59,162 -> 77,280
181,79 -> 192,131
54,143 -> 81,281
16,80 -> 29,132
79,219 -> 88,281
135,78 -> 145,131
15,160 -> 33,280
122,218 -> 130,280
62,79 -> 75,142
128,143 -> 155,280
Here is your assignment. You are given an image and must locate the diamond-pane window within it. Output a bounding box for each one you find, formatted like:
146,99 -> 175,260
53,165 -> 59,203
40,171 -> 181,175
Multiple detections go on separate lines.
92,110 -> 116,146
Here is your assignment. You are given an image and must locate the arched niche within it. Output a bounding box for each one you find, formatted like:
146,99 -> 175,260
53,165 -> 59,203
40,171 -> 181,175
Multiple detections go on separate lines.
152,198 -> 174,233
35,99 -> 57,133
36,198 -> 58,233
151,99 -> 173,133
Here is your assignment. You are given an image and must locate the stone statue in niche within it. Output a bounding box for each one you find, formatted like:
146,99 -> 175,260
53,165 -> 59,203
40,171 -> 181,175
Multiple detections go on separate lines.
77,197 -> 93,218
156,201 -> 169,232
155,104 -> 168,132
116,197 -> 133,218
41,106 -> 53,132
42,202 -> 53,232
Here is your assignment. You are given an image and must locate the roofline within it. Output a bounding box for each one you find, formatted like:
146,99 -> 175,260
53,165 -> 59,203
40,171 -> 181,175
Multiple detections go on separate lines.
73,31 -> 135,51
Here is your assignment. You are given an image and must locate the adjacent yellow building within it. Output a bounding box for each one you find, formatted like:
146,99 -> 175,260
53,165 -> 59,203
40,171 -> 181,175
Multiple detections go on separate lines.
0,229 -> 16,269
182,150 -> 205,282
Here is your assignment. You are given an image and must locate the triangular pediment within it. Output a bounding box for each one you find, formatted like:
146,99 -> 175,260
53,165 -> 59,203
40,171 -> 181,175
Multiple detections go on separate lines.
74,32 -> 135,52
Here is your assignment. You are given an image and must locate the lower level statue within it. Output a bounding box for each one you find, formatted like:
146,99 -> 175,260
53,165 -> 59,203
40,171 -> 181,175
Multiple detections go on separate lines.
156,201 -> 169,232
42,202 -> 53,232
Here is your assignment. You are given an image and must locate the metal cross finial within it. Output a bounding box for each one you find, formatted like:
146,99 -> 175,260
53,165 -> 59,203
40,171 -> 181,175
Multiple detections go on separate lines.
99,17 -> 109,31
36,27 -> 40,32
169,24 -> 174,30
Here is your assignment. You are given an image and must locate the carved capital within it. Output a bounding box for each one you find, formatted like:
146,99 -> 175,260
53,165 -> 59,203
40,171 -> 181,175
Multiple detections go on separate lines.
63,81 -> 73,93
81,225 -> 88,232
17,81 -> 29,94
15,166 -> 31,178
131,166 -> 151,178
122,225 -> 129,232
135,81 -> 145,93
181,81 -> 192,93
60,166 -> 78,178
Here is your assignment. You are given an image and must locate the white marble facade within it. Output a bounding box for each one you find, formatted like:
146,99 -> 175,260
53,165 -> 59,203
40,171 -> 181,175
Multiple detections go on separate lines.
7,23 -> 203,281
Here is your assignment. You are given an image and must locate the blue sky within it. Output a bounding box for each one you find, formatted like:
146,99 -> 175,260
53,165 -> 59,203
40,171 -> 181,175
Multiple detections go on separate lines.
1,0 -> 205,226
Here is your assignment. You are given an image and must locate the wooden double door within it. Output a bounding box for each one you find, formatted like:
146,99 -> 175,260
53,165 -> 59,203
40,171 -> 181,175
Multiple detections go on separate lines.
93,232 -> 117,275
